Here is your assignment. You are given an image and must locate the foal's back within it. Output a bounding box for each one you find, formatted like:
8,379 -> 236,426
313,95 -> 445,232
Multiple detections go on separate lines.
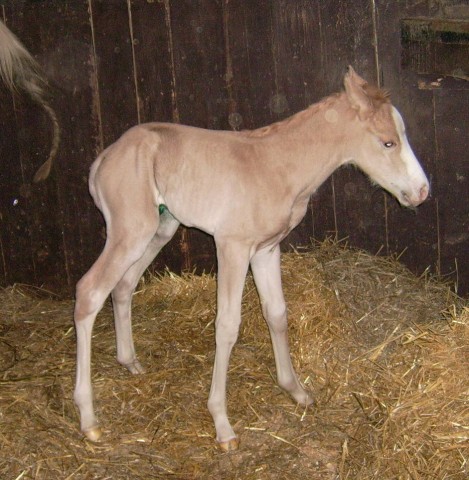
92,122 -> 301,242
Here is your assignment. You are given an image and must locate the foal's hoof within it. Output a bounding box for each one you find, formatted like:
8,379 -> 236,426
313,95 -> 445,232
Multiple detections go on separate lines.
218,437 -> 239,452
83,426 -> 103,442
302,392 -> 314,406
290,386 -> 314,406
122,359 -> 145,375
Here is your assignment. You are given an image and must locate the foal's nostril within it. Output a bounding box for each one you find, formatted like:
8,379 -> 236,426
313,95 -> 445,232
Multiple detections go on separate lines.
419,184 -> 429,202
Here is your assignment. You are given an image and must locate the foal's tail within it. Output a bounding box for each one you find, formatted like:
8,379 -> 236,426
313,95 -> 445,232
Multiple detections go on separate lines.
0,19 -> 60,182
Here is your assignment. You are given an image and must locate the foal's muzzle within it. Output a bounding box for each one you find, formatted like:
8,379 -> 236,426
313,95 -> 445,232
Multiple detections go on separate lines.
401,183 -> 430,207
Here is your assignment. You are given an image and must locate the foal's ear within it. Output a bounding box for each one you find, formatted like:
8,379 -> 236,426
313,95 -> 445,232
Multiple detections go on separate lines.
344,66 -> 374,121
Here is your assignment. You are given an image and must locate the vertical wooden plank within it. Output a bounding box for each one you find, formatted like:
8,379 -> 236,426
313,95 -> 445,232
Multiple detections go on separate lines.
312,0 -> 386,250
1,3 -> 64,289
91,0 -> 139,146
306,0 -> 339,245
129,0 -> 174,124
0,97 -> 8,283
128,0 -> 187,274
169,0 -> 226,129
31,0 -> 101,292
224,0 -> 276,130
50,1 -> 105,292
0,69 -> 34,285
433,86 -> 469,295
0,2 -> 20,284
0,1 -> 103,294
268,0 -> 334,246
375,0 -> 440,280
166,0 -> 228,272
382,81 -> 439,273
271,0 -> 325,114
317,0 -> 377,82
223,1 -> 333,246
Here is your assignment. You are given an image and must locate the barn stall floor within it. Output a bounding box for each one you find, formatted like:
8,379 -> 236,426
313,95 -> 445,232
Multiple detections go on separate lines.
0,240 -> 467,479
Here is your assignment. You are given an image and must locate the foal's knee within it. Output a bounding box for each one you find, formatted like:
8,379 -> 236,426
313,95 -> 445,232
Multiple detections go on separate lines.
215,315 -> 241,349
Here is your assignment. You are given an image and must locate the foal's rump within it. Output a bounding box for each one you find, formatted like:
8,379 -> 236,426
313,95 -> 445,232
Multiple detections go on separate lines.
91,123 -> 227,233
89,125 -> 163,229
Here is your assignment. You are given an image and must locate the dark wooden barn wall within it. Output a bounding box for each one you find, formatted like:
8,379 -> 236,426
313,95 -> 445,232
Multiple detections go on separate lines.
0,0 -> 468,296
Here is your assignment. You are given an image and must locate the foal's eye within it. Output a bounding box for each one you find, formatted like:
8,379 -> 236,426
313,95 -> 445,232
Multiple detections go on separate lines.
383,141 -> 396,148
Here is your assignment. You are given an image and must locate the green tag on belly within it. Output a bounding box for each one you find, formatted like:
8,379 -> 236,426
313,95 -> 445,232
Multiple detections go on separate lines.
159,204 -> 168,215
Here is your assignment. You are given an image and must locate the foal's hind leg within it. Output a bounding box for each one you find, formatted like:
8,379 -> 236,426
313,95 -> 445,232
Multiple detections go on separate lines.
111,213 -> 180,374
250,245 -> 312,405
74,214 -> 159,441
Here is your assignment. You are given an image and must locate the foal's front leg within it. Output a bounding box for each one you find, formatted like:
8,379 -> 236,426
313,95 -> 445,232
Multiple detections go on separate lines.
250,245 -> 312,405
207,240 -> 251,451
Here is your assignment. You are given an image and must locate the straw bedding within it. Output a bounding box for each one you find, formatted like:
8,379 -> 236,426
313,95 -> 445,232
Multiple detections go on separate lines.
0,240 -> 467,479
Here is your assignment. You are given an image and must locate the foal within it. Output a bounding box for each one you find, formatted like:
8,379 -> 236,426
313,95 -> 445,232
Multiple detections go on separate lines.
74,67 -> 429,450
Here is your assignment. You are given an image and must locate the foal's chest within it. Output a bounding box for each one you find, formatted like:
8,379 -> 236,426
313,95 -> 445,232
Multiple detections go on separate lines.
264,194 -> 310,247
289,193 -> 310,230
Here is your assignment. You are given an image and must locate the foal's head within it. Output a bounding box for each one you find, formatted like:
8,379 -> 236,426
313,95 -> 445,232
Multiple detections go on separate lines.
343,67 -> 429,207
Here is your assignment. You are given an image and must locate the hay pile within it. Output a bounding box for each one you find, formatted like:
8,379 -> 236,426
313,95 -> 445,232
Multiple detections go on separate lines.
0,241 -> 467,479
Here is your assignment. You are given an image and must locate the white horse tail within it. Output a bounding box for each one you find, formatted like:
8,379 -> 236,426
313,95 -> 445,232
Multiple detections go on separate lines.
0,19 -> 59,182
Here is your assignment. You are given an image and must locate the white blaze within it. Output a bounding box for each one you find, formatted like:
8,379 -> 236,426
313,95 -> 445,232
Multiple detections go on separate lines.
392,107 -> 428,183
391,107 -> 430,205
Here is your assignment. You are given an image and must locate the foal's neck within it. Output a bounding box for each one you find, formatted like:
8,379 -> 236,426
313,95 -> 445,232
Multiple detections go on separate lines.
264,92 -> 354,193
289,92 -> 351,138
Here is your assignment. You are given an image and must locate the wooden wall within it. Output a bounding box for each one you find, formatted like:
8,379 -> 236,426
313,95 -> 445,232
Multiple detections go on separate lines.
0,0 -> 468,296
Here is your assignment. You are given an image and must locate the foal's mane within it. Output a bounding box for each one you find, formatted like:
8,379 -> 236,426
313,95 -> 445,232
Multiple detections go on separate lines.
247,94 -> 340,138
363,83 -> 391,109
246,83 -> 391,138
